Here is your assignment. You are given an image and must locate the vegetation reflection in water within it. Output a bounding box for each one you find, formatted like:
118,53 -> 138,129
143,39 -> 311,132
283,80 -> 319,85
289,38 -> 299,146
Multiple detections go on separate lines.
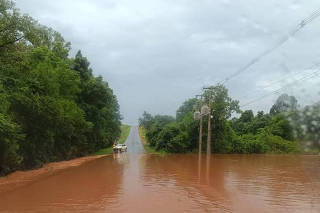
140,154 -> 320,212
0,152 -> 319,212
0,1 -> 320,212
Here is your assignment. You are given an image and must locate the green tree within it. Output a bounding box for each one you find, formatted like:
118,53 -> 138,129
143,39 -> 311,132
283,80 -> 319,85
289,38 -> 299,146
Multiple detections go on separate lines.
0,1 -> 122,174
73,51 -> 121,151
0,113 -> 22,175
176,98 -> 197,122
270,94 -> 298,115
300,105 -> 320,150
155,122 -> 189,153
145,115 -> 175,147
138,111 -> 153,130
203,85 -> 240,153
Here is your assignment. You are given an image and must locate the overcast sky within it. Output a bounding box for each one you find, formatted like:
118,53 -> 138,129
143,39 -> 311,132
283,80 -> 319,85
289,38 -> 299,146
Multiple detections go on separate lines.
15,0 -> 320,124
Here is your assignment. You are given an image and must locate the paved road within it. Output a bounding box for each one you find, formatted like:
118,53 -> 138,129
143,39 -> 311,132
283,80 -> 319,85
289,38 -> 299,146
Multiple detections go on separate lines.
125,126 -> 144,154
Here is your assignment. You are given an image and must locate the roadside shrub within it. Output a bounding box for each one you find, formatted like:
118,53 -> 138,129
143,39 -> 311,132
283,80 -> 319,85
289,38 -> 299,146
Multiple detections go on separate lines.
146,124 -> 163,147
262,134 -> 299,153
243,139 -> 269,154
232,134 -> 269,154
155,123 -> 190,153
212,121 -> 238,153
0,114 -> 23,175
269,114 -> 294,141
230,137 -> 245,153
232,131 -> 298,154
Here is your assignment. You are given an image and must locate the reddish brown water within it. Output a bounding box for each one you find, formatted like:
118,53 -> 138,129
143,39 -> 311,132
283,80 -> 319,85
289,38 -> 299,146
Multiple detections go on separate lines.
0,154 -> 319,212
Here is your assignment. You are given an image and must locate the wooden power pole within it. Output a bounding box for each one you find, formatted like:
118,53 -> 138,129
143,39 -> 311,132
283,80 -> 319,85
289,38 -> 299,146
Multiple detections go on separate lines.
196,95 -> 203,154
203,87 -> 212,155
206,99 -> 211,155
199,105 -> 203,154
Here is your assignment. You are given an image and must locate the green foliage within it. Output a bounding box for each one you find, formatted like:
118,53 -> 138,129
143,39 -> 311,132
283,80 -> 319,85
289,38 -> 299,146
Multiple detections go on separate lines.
155,123 -> 189,153
91,147 -> 113,156
230,130 -> 298,154
211,121 -> 238,153
178,112 -> 199,151
145,114 -> 175,147
138,111 -> 153,130
270,93 -> 298,115
234,134 -> 269,154
140,88 -> 301,155
176,98 -> 197,122
73,51 -> 121,150
119,125 -> 131,144
292,105 -> 320,151
203,84 -> 240,121
0,113 -> 22,175
0,2 -> 121,175
202,85 -> 240,153
263,134 -> 299,153
231,110 -> 294,141
268,114 -> 294,141
240,110 -> 254,123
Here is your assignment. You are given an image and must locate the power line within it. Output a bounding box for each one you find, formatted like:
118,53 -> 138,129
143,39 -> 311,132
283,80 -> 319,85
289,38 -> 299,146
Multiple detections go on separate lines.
304,8 -> 320,24
259,64 -> 319,90
219,7 -> 320,85
237,62 -> 320,101
240,69 -> 320,108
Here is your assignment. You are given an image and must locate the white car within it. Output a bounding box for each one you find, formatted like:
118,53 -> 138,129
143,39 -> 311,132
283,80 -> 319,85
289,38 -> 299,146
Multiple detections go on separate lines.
113,144 -> 127,152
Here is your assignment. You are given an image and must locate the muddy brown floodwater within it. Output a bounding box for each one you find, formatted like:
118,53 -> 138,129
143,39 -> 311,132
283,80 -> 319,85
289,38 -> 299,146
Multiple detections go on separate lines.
0,127 -> 320,212
0,154 -> 319,212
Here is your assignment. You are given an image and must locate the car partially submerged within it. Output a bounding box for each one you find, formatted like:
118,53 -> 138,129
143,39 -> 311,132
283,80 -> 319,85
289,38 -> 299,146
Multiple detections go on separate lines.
113,143 -> 127,152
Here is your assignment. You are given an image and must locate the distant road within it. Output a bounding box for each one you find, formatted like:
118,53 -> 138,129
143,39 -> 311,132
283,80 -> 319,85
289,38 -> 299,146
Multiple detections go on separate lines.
125,126 -> 144,154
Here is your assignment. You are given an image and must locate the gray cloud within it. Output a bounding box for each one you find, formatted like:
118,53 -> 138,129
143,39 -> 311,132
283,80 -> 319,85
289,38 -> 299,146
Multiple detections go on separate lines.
15,0 -> 320,124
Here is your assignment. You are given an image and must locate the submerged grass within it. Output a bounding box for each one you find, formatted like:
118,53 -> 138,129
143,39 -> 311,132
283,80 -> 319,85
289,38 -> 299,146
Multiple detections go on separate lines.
119,125 -> 131,144
138,126 -> 147,145
144,144 -> 167,155
91,147 -> 113,156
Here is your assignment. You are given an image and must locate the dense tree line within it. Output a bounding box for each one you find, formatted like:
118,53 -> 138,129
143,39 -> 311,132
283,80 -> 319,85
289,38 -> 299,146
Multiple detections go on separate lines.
0,0 -> 121,175
139,85 -> 319,154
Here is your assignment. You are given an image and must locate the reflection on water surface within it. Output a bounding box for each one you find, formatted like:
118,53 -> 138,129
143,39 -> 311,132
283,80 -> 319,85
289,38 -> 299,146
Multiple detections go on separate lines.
0,154 -> 319,212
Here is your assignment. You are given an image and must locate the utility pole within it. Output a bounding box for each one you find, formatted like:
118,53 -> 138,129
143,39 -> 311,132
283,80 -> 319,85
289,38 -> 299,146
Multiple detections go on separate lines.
206,98 -> 211,155
199,109 -> 203,154
195,95 -> 203,154
203,87 -> 212,155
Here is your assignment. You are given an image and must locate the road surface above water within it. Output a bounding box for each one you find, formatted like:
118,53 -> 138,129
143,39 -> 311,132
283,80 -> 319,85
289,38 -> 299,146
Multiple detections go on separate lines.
125,126 -> 144,154
0,126 -> 320,212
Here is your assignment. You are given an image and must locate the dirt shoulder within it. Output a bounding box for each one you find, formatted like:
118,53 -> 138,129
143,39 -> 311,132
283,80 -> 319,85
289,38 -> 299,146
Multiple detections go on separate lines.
0,155 -> 106,193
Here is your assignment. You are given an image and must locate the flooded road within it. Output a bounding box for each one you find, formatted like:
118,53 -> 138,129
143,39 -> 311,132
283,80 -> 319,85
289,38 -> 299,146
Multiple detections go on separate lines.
0,127 -> 320,212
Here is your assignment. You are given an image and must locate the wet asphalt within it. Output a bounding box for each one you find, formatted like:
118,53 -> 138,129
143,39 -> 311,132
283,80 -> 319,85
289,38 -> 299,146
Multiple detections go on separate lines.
124,126 -> 144,154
